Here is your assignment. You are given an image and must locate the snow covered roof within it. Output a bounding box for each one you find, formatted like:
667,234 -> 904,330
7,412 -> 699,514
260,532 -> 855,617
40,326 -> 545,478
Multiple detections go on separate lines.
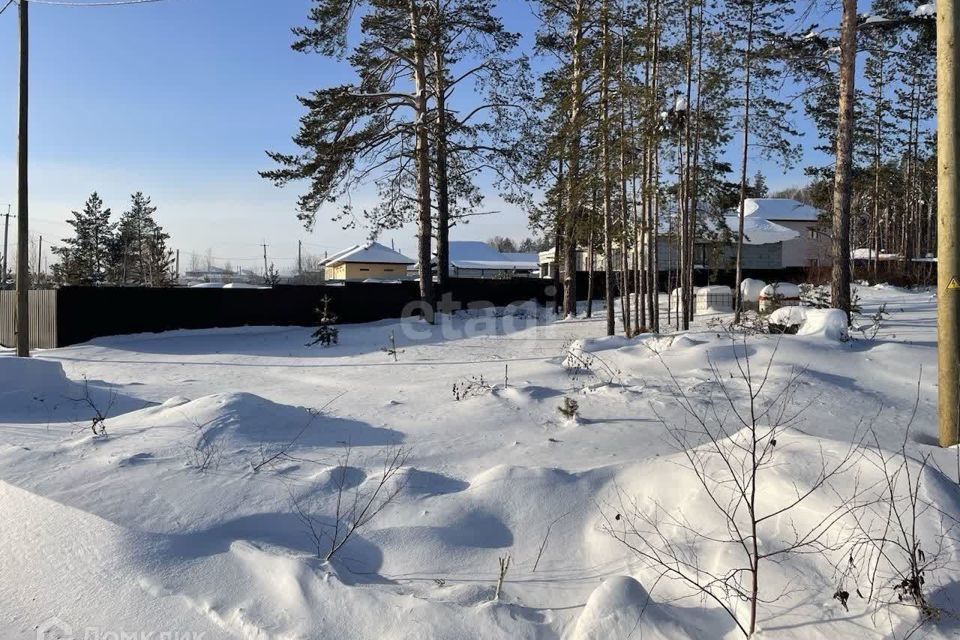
851,248 -> 902,260
502,252 -> 540,265
318,245 -> 357,267
714,215 -> 800,244
741,198 -> 822,222
325,242 -> 415,266
447,242 -> 539,271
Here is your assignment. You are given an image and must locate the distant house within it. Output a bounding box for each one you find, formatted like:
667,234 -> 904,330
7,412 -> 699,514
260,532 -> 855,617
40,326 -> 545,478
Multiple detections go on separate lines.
444,241 -> 539,279
183,265 -> 259,285
740,198 -> 830,268
537,208 -> 801,277
322,242 -> 415,282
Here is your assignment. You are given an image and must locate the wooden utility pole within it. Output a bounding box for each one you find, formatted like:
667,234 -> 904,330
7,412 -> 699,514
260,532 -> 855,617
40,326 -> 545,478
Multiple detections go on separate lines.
298,240 -> 302,274
36,235 -> 41,278
261,242 -> 268,278
175,249 -> 180,279
15,0 -> 29,357
938,0 -> 960,447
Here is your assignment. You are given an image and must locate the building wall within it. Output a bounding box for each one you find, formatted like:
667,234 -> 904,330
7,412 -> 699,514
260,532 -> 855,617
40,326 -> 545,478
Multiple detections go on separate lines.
539,238 -> 791,274
776,220 -> 832,267
324,263 -> 409,281
452,267 -> 537,279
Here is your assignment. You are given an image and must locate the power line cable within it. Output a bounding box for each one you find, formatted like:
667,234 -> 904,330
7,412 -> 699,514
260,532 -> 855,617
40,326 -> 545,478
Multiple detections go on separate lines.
25,0 -> 168,6
0,0 -> 16,17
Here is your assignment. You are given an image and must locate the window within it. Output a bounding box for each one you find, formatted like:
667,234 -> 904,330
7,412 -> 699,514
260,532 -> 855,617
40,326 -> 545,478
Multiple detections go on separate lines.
384,268 -> 394,273
359,268 -> 370,272
808,229 -> 818,239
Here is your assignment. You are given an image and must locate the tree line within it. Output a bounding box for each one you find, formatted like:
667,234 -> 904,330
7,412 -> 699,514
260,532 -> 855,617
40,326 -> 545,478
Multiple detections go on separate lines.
265,0 -> 936,332
52,192 -> 175,287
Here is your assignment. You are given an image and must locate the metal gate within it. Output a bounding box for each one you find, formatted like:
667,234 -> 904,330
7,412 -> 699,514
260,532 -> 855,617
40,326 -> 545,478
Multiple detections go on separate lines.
0,290 -> 57,349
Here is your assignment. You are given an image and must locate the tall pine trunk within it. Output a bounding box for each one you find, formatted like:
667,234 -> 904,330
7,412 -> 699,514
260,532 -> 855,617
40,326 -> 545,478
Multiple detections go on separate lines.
587,198 -> 596,318
871,55 -> 883,279
433,29 -> 451,294
733,8 -> 754,324
602,0 -> 615,336
563,3 -> 586,318
831,0 -> 857,322
410,0 -> 434,308
688,0 -> 705,319
647,0 -> 661,332
618,17 -> 632,337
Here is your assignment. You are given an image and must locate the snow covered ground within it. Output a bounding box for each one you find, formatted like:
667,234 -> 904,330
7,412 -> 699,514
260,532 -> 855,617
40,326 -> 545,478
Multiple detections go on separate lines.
0,285 -> 957,639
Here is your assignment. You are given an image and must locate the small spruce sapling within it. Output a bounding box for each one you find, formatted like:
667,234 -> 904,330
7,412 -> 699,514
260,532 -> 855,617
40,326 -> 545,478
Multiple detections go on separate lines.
264,262 -> 282,286
307,295 -> 339,347
558,397 -> 579,420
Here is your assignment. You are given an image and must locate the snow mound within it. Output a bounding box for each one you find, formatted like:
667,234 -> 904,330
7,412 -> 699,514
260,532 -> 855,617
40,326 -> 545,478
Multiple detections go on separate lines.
0,356 -> 69,393
671,335 -> 707,349
768,305 -> 807,327
760,282 -> 801,299
125,391 -> 403,448
0,356 -> 150,423
570,335 -> 634,355
797,309 -> 849,341
740,278 -> 767,302
571,576 -> 694,640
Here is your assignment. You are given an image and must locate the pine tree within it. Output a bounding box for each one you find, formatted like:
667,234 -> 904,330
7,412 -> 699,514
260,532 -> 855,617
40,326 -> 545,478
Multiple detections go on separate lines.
720,0 -> 799,322
264,262 -> 281,287
530,0 -> 603,318
114,192 -> 172,286
263,0 -> 436,307
423,0 -> 526,292
115,192 -> 154,284
52,192 -> 115,286
145,224 -> 175,287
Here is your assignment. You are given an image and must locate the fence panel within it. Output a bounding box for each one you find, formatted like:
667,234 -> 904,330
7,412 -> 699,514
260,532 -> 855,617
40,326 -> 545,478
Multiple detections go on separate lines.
51,279 -> 560,347
0,290 -> 57,349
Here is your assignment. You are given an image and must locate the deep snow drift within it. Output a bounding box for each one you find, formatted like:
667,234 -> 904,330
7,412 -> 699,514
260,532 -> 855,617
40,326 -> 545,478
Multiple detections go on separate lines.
0,286 -> 957,639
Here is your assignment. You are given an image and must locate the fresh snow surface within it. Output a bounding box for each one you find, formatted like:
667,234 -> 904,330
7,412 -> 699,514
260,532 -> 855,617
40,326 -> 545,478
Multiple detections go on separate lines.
0,288 -> 958,639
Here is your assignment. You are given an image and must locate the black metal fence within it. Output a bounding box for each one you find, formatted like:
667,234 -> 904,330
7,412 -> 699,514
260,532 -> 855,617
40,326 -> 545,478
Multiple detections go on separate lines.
6,279 -> 559,348
2,269 -> 817,349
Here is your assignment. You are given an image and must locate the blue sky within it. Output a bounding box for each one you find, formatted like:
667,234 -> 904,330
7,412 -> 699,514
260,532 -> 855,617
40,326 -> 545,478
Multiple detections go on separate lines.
0,0 -> 828,273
